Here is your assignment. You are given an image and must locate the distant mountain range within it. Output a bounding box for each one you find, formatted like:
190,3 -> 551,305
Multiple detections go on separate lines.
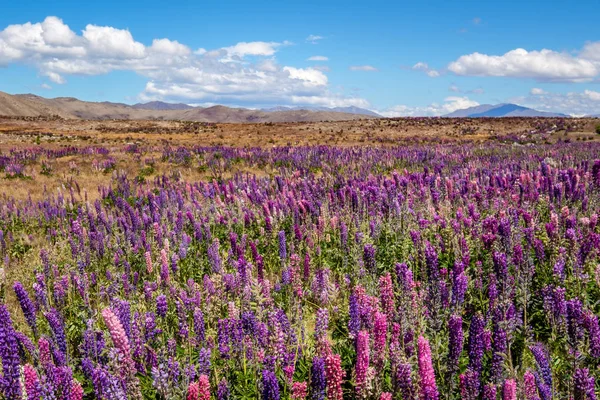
262,105 -> 381,117
444,103 -> 569,118
0,91 -> 376,122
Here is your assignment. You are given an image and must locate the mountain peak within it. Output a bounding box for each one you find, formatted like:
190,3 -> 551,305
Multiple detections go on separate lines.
444,103 -> 568,118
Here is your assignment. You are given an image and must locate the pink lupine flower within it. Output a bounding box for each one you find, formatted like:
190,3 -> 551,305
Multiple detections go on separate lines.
70,381 -> 84,400
380,393 -> 393,400
198,374 -> 211,400
102,307 -> 135,372
325,353 -> 345,400
503,379 -> 516,400
418,335 -> 439,400
355,330 -> 370,396
23,364 -> 39,400
187,382 -> 200,400
291,381 -> 308,399
145,251 -> 153,274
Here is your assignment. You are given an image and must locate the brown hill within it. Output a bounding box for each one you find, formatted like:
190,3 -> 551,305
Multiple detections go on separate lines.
0,91 -> 375,122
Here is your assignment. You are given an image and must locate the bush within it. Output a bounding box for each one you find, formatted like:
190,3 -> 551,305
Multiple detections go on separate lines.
595,124 -> 600,134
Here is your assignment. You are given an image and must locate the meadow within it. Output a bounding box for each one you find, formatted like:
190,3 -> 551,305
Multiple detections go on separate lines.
0,117 -> 600,399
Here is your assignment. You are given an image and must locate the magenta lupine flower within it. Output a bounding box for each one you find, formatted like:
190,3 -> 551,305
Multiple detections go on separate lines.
523,371 -> 540,400
24,364 -> 40,400
324,353 -> 344,400
380,393 -> 392,400
355,330 -> 370,396
378,273 -> 395,320
70,381 -> 84,400
503,379 -> 516,400
373,311 -> 387,369
418,335 -> 439,400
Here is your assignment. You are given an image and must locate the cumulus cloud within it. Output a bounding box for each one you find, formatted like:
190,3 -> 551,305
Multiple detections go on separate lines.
349,65 -> 378,71
0,16 -> 367,108
378,96 -> 479,117
518,88 -> 600,116
448,46 -> 600,82
307,55 -> 328,61
412,62 -> 440,77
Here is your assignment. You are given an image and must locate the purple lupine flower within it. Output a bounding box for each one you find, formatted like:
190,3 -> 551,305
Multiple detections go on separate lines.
530,343 -> 552,400
566,298 -> 584,347
156,294 -> 168,318
355,330 -> 370,396
491,323 -> 508,382
0,305 -> 22,399
483,383 -> 497,400
448,314 -> 463,373
278,231 -> 287,263
45,307 -> 67,355
217,378 -> 231,400
310,356 -> 326,400
363,244 -> 376,272
396,262 -> 413,292
262,369 -> 281,400
395,362 -> 415,400
14,281 -> 38,335
208,239 -> 222,273
348,293 -> 360,339
467,313 -> 485,374
194,308 -> 206,345
574,368 -> 596,400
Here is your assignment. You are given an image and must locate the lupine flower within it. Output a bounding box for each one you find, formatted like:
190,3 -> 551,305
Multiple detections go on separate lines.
0,305 -> 22,399
418,336 -> 439,400
324,353 -> 344,400
355,330 -> 370,396
310,356 -> 326,400
503,379 -> 516,400
14,282 -> 38,336
262,369 -> 281,400
523,371 -> 540,400
574,368 -> 596,400
291,382 -> 308,400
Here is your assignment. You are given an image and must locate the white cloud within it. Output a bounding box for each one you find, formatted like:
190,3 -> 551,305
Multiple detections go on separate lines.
0,16 -> 367,109
349,65 -> 378,71
412,62 -> 440,77
518,88 -> 600,116
307,55 -> 328,61
222,41 -> 280,57
448,47 -> 599,82
82,25 -> 146,59
378,96 -> 479,117
40,83 -> 52,90
306,35 -> 323,44
449,84 -> 460,92
530,88 -> 546,95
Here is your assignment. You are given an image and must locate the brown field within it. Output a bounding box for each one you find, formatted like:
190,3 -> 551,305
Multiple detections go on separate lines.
0,115 -> 599,202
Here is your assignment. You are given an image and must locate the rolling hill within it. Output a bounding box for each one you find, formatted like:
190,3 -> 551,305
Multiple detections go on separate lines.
0,91 -> 376,122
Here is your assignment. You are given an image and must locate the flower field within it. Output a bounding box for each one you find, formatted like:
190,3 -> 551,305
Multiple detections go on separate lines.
2,140 -> 600,399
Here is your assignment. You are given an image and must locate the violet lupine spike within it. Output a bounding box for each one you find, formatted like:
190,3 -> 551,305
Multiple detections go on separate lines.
0,305 -> 22,399
310,356 -> 326,400
262,369 -> 281,400
13,281 -> 38,336
448,314 -> 463,373
467,313 -> 485,374
418,335 -> 439,400
574,368 -> 596,400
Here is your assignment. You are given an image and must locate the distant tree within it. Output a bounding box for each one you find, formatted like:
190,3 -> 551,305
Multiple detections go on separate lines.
596,124 -> 600,134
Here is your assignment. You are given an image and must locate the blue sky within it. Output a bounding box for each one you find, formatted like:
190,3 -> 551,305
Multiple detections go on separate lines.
1,0 -> 599,115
